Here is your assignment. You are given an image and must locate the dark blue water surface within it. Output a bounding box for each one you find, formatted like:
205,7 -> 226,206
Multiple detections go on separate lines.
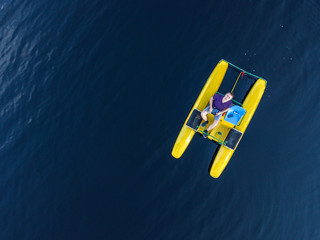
1,0 -> 320,239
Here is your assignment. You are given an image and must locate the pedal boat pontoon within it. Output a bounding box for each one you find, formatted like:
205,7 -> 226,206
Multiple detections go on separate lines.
171,59 -> 267,178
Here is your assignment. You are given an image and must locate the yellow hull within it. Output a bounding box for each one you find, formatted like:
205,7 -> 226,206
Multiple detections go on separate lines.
172,60 -> 229,158
209,79 -> 266,178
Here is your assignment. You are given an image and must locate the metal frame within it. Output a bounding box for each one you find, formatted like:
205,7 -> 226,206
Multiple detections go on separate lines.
197,129 -> 228,145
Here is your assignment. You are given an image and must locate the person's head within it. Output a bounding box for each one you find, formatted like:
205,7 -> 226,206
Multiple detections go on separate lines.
224,92 -> 234,101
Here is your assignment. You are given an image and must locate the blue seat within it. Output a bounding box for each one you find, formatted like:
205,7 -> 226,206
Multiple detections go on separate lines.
224,106 -> 246,125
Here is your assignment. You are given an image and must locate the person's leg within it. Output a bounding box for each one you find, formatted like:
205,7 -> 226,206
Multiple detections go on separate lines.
201,110 -> 209,122
203,119 -> 217,138
201,106 -> 210,127
207,120 -> 219,131
207,113 -> 222,131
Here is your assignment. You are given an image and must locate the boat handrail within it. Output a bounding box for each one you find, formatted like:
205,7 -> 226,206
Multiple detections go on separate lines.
197,129 -> 228,145
220,59 -> 268,84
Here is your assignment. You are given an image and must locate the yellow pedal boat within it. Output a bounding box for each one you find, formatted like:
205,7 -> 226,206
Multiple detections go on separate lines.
171,59 -> 267,178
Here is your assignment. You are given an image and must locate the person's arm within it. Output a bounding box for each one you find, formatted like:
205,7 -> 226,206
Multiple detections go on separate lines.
216,108 -> 230,115
210,94 -> 218,112
209,97 -> 213,112
217,100 -> 232,115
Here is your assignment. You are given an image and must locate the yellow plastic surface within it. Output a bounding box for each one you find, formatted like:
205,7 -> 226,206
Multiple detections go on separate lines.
209,79 -> 266,178
171,60 -> 229,158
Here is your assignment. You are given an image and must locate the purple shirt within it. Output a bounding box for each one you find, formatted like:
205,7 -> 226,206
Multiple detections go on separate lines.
212,94 -> 232,111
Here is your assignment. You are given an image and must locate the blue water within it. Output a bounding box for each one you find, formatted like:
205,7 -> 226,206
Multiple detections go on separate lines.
1,0 -> 320,239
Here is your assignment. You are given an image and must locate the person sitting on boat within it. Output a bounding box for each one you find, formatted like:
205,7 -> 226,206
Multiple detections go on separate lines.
201,92 -> 234,137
